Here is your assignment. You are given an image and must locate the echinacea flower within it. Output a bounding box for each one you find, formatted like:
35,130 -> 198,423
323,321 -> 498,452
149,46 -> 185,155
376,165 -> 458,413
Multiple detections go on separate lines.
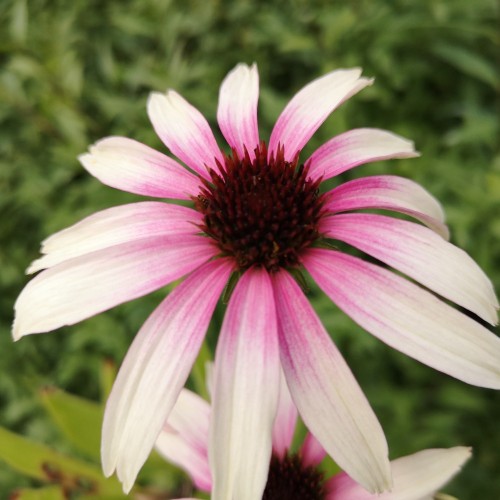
13,63 -> 499,493
156,375 -> 472,500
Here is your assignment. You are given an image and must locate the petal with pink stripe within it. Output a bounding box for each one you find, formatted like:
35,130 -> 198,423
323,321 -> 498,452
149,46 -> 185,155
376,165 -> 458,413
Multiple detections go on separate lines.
28,202 -> 202,274
269,69 -> 373,161
273,271 -> 391,494
272,368 -> 298,459
305,249 -> 500,389
155,388 -> 212,492
79,137 -> 201,199
210,268 -> 280,500
327,447 -> 471,500
102,259 -> 232,493
13,235 -> 216,339
307,128 -> 419,181
323,175 -> 448,239
148,91 -> 223,177
217,63 -> 260,159
321,213 -> 498,325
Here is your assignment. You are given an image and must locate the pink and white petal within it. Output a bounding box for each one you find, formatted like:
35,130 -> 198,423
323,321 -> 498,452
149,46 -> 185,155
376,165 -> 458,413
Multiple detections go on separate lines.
102,259 -> 233,493
13,235 -> 216,339
155,388 -> 211,492
305,249 -> 500,389
209,268 -> 280,500
148,91 -> 223,177
323,175 -> 448,239
273,271 -> 391,494
307,128 -> 419,182
327,447 -> 471,500
272,368 -> 298,459
28,202 -> 202,274
269,69 -> 373,161
217,63 -> 260,159
301,432 -> 327,468
156,431 -> 211,493
322,214 -> 498,325
79,137 -> 201,199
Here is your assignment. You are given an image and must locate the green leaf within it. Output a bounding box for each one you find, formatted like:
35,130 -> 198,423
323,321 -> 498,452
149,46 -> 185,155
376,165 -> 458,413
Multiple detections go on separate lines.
99,359 -> 117,403
39,387 -> 103,461
432,43 -> 498,88
0,426 -> 123,496
9,485 -> 66,500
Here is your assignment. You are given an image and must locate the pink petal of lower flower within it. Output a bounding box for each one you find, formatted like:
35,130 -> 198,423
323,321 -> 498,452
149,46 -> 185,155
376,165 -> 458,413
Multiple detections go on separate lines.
28,202 -> 202,273
102,259 -> 233,493
13,235 -> 216,339
273,271 -> 391,494
305,249 -> 500,389
269,69 -> 373,162
217,63 -> 260,159
327,447 -> 471,500
155,388 -> 212,492
209,268 -> 280,500
322,213 -> 498,324
272,368 -> 298,460
307,128 -> 418,181
147,91 -> 223,177
79,136 -> 201,198
301,432 -> 327,468
323,175 -> 449,239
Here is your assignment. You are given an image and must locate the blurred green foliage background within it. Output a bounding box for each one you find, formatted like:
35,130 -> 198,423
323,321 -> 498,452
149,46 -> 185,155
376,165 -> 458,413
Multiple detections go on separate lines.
1,0 -> 499,497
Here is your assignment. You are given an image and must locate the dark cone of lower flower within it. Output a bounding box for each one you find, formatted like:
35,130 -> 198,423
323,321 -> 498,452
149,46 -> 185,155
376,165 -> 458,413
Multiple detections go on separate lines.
194,142 -> 326,272
263,452 -> 326,500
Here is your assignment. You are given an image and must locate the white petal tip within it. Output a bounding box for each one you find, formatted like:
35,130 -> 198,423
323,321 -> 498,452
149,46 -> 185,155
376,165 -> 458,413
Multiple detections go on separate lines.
11,319 -> 23,342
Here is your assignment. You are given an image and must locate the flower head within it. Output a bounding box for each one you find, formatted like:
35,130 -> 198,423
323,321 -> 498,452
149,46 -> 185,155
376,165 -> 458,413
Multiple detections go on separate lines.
156,377 -> 471,500
13,63 -> 499,493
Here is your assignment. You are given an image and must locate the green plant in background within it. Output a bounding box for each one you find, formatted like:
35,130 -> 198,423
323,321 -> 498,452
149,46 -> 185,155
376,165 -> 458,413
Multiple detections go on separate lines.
1,0 -> 498,498
0,361 -> 194,498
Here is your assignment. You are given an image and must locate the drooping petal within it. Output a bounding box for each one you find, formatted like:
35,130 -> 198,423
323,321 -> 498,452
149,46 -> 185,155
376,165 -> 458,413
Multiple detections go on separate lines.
155,389 -> 212,492
273,271 -> 391,494
307,128 -> 418,181
13,235 -> 216,339
272,368 -> 298,459
217,63 -> 260,159
209,268 -> 280,500
147,91 -> 224,176
269,69 -> 373,161
28,202 -> 202,274
305,249 -> 500,389
79,137 -> 201,198
102,259 -> 233,493
326,447 -> 471,500
323,175 -> 449,239
322,214 -> 498,324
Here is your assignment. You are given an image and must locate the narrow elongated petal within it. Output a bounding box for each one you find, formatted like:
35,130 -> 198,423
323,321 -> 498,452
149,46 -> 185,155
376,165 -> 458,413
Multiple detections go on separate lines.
210,268 -> 280,500
307,128 -> 418,181
148,91 -> 223,176
13,235 -> 216,339
327,447 -> 471,500
155,389 -> 212,492
217,63 -> 259,159
322,214 -> 498,325
273,271 -> 391,494
79,137 -> 200,198
272,369 -> 298,459
102,259 -> 233,493
305,249 -> 500,389
28,202 -> 202,273
323,175 -> 449,239
269,69 -> 373,161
